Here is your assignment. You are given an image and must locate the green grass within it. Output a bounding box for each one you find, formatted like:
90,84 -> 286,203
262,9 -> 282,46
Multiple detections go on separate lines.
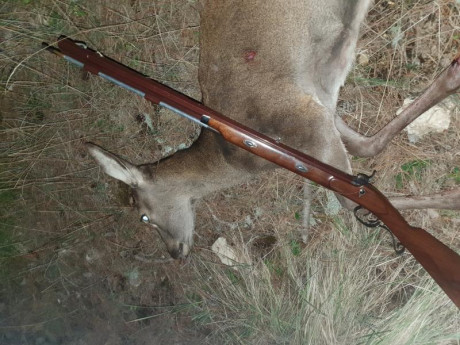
448,167 -> 460,184
47,11 -> 68,34
289,239 -> 301,256
350,76 -> 408,89
395,160 -> 431,189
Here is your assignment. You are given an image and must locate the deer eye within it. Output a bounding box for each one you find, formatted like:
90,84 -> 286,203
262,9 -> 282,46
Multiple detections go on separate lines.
140,214 -> 150,223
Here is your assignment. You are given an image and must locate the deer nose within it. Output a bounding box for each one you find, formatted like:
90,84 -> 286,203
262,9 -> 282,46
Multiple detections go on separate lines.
168,242 -> 190,259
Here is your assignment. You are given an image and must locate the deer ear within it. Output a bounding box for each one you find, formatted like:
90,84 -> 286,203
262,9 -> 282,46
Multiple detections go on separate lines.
86,142 -> 145,187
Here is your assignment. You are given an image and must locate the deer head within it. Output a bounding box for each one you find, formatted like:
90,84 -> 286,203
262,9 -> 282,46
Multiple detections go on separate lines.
86,143 -> 194,259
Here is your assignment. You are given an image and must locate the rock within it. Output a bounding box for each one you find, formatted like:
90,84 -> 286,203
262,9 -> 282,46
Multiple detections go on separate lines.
127,267 -> 142,287
357,52 -> 369,66
397,98 -> 454,143
324,190 -> 341,216
85,248 -> 102,264
211,237 -> 249,270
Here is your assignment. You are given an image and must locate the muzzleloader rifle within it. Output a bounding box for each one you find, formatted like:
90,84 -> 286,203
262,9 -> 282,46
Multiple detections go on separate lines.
44,37 -> 460,308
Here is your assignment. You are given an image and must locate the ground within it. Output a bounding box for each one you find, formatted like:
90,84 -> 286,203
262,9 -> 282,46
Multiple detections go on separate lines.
0,1 -> 459,344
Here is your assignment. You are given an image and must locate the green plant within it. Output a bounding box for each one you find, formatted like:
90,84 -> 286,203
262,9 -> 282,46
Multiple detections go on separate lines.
448,167 -> 460,184
289,239 -> 301,256
395,160 -> 431,189
264,259 -> 284,277
70,3 -> 87,17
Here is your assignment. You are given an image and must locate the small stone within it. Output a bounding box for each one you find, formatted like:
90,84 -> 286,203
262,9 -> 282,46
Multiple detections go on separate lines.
211,237 -> 250,270
85,248 -> 102,263
127,267 -> 142,287
358,52 -> 369,66
426,209 -> 440,219
324,191 -> 341,216
397,98 -> 453,143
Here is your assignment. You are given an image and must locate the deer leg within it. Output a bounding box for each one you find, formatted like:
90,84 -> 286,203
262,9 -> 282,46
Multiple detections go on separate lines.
301,182 -> 313,243
336,55 -> 460,157
388,189 -> 460,210
334,187 -> 460,212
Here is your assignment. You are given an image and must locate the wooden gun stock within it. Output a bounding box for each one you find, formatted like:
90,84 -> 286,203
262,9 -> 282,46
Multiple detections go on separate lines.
45,37 -> 460,308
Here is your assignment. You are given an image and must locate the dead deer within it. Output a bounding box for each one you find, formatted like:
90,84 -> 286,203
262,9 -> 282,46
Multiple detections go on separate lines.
87,0 -> 460,259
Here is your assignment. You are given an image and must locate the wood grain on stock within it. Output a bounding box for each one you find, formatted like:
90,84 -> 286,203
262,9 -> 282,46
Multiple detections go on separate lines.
56,37 -> 460,308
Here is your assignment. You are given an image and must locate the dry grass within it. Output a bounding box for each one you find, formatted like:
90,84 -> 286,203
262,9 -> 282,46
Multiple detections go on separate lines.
0,0 -> 459,344
190,223 -> 459,344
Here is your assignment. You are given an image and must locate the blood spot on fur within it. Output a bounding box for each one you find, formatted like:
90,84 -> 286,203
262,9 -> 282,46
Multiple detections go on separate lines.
244,50 -> 257,62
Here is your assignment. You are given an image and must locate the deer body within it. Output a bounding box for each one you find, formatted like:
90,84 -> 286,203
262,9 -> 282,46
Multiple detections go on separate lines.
88,0 -> 460,258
